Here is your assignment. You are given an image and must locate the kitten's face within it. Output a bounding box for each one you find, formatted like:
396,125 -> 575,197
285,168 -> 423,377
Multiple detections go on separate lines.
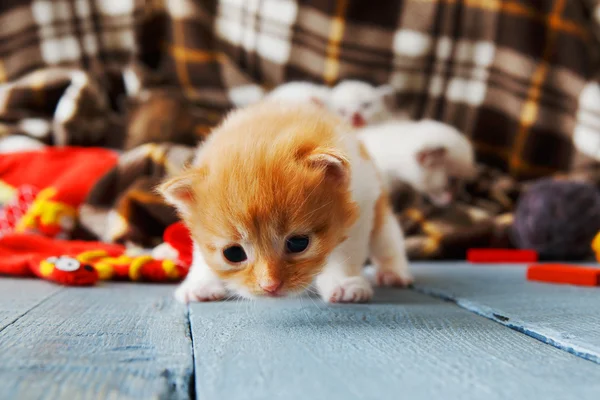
193,163 -> 356,299
159,103 -> 358,298
330,81 -> 393,128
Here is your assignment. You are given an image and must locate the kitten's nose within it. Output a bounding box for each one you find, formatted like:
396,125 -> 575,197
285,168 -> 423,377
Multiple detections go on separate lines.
352,112 -> 365,127
260,279 -> 282,295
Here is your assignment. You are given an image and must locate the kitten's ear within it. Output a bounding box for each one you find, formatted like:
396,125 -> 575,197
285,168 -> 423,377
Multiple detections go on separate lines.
416,146 -> 447,168
305,147 -> 350,184
157,170 -> 202,214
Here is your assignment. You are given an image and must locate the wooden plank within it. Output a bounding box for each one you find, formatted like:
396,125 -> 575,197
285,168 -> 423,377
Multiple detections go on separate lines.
190,289 -> 600,400
0,283 -> 193,400
411,262 -> 600,364
0,278 -> 63,332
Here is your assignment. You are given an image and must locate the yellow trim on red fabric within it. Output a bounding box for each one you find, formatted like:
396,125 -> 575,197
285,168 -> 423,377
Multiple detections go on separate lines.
76,250 -> 109,263
129,255 -> 154,281
162,259 -> 181,280
15,187 -> 77,233
94,262 -> 115,280
38,260 -> 55,277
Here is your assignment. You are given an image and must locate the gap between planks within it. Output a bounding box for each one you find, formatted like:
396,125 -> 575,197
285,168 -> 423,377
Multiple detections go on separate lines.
411,284 -> 600,365
189,288 -> 600,400
184,307 -> 198,400
408,261 -> 600,366
0,282 -> 194,400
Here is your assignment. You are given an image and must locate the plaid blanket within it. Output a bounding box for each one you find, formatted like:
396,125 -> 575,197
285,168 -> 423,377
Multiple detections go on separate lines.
76,142 -> 600,260
79,143 -> 196,247
3,0 -> 600,259
2,0 -> 600,176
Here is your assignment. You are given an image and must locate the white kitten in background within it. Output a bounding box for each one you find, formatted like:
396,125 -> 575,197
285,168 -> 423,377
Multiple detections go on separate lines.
358,119 -> 476,206
329,80 -> 396,128
266,81 -> 331,106
266,80 -> 399,129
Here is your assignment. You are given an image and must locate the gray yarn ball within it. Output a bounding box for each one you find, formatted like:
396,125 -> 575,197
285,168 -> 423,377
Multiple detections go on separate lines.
512,178 -> 600,260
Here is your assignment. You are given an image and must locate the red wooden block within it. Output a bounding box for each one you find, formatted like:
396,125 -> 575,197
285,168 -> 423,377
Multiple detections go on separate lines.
527,264 -> 600,286
467,249 -> 538,263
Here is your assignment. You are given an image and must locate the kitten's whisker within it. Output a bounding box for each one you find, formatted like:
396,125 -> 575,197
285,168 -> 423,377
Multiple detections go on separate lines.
295,201 -> 333,227
233,297 -> 242,310
298,284 -> 322,311
299,297 -> 312,323
252,296 -> 258,316
244,297 -> 251,320
295,174 -> 326,212
308,293 -> 321,309
299,284 -> 321,307
224,294 -> 236,302
298,201 -> 332,227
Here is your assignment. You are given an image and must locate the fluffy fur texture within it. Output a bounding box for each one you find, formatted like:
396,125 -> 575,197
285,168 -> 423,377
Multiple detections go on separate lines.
358,120 -> 476,206
329,80 -> 395,128
158,101 -> 412,303
265,82 -> 331,106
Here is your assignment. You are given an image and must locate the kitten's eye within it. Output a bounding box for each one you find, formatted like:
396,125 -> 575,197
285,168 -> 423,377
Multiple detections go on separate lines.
223,245 -> 247,263
285,235 -> 310,254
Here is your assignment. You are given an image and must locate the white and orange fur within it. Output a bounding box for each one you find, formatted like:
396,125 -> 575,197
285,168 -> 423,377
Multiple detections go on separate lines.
158,101 -> 412,304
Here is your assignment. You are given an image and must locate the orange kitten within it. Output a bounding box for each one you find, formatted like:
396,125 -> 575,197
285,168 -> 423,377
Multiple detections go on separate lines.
158,101 -> 412,303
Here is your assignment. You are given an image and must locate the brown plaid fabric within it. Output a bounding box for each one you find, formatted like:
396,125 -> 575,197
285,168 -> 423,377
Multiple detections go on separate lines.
79,142 -> 196,247
0,0 -> 144,80
0,68 -> 124,146
153,0 -> 600,179
0,65 -> 214,148
2,0 -> 600,178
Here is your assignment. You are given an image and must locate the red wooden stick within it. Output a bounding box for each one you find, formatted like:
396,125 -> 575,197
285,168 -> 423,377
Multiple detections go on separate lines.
467,249 -> 538,263
527,264 -> 600,286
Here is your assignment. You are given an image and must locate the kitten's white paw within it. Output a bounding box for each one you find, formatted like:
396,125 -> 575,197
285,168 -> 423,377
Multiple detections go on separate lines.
323,276 -> 373,303
174,280 -> 227,303
375,270 -> 414,288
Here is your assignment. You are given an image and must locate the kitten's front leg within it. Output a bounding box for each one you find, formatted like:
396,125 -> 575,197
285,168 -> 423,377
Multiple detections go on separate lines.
370,202 -> 413,287
175,245 -> 227,303
316,246 -> 373,303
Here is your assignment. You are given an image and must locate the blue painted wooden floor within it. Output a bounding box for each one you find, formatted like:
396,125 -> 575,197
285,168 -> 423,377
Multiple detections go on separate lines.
1,263 -> 599,399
